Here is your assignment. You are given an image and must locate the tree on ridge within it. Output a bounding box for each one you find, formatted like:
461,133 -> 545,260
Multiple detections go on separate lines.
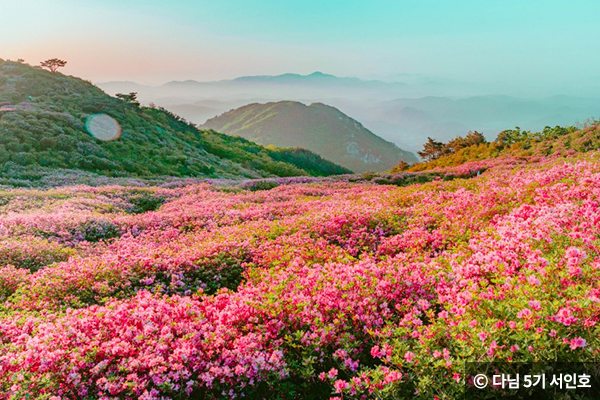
40,58 -> 67,73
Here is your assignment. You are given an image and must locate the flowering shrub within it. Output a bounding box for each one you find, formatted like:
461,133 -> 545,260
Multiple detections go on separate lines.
0,265 -> 30,301
0,152 -> 599,399
0,235 -> 75,271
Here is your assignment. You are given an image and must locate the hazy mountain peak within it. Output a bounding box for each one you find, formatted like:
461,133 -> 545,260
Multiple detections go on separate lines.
202,100 -> 417,173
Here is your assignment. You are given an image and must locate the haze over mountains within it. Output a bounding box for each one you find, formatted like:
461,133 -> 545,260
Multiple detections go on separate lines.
202,101 -> 417,173
98,72 -> 600,154
0,60 -> 351,184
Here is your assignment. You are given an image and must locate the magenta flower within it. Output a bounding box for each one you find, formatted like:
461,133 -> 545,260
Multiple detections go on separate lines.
569,337 -> 587,350
334,379 -> 348,393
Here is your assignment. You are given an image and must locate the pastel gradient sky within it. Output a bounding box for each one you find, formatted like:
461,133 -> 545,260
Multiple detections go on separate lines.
2,0 -> 600,91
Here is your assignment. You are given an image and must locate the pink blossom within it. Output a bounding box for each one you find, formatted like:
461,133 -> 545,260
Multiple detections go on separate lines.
569,337 -> 587,350
334,379 -> 348,393
527,275 -> 541,286
487,340 -> 499,357
517,308 -> 532,319
384,370 -> 403,383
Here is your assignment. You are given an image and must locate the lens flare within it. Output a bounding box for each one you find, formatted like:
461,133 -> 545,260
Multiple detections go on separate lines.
85,113 -> 121,141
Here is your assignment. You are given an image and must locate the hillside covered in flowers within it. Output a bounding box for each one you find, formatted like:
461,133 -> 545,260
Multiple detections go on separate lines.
0,124 -> 599,399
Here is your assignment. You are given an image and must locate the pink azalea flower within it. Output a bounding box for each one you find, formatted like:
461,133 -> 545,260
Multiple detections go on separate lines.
334,379 -> 348,393
570,337 -> 587,350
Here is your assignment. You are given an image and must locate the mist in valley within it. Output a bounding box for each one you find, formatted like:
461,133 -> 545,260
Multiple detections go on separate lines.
98,72 -> 600,154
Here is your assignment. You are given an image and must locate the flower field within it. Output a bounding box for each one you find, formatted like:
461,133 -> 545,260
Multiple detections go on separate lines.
0,151 -> 599,399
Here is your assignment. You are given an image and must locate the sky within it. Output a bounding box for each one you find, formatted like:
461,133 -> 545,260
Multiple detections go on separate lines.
2,0 -> 600,94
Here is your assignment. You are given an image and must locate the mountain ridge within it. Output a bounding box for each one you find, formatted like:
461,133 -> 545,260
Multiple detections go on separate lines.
202,100 -> 417,173
97,74 -> 600,155
99,71 -> 402,89
0,60 -> 351,184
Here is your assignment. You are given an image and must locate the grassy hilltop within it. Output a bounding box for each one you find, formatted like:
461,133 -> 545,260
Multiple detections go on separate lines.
0,60 -> 350,186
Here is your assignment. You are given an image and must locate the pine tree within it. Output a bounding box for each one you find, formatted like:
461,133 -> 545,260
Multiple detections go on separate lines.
40,58 -> 67,72
115,92 -> 140,107
418,137 -> 445,161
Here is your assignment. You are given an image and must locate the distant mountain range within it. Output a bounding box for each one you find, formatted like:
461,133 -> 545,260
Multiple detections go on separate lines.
0,60 -> 351,183
98,71 -> 411,106
344,95 -> 600,151
98,72 -> 600,154
202,101 -> 417,173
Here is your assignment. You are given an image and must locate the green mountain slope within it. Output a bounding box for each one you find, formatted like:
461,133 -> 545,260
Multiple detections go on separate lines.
202,101 -> 417,173
0,60 -> 350,182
